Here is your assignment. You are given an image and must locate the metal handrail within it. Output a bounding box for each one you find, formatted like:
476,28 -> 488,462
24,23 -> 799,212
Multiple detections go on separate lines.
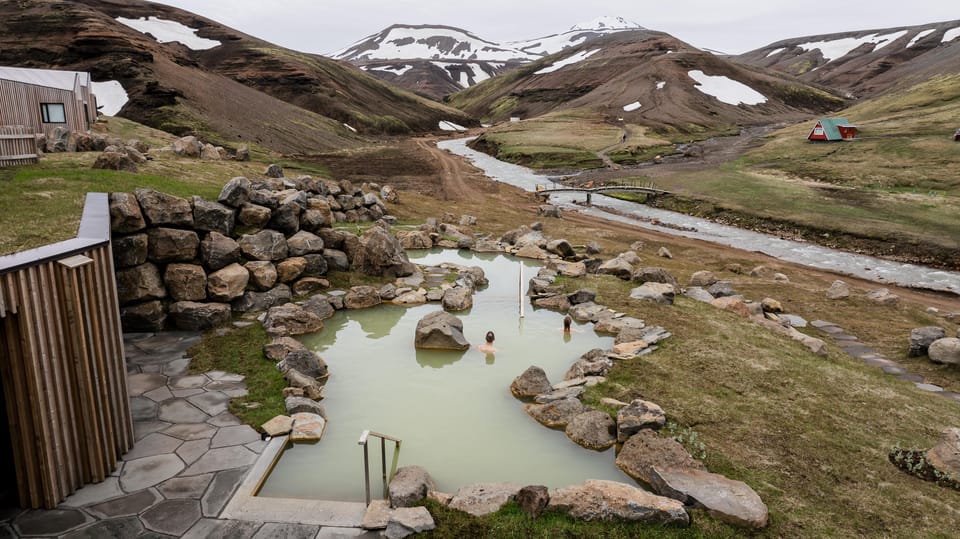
358,430 -> 402,505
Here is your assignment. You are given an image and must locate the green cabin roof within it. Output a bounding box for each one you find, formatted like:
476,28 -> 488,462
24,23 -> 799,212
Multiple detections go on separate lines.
814,118 -> 849,140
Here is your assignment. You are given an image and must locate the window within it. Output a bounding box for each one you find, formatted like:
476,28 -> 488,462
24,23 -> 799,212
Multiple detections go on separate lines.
40,103 -> 66,124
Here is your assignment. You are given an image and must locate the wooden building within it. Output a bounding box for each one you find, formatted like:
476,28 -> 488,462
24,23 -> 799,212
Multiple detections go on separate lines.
808,118 -> 857,142
0,66 -> 98,138
0,193 -> 132,509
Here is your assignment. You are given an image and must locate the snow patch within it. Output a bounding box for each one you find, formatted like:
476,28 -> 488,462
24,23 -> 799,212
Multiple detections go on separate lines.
570,16 -> 644,32
439,121 -> 467,131
943,27 -> 960,43
343,123 -> 357,133
116,16 -> 221,50
797,30 -> 908,63
91,81 -> 128,116
907,29 -> 936,48
765,47 -> 785,58
656,81 -> 666,90
458,70 -> 470,88
534,49 -> 600,75
337,26 -> 531,62
369,64 -> 413,76
687,70 -> 767,106
622,101 -> 641,112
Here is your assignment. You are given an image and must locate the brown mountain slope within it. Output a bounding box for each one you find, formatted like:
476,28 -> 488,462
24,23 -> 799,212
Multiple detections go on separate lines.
0,0 -> 473,153
449,32 -> 846,135
734,20 -> 960,98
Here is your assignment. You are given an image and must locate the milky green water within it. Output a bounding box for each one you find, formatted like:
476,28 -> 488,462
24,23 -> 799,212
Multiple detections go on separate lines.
257,249 -> 633,501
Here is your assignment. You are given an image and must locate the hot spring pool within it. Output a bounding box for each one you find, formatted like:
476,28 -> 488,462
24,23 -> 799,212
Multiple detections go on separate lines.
257,249 -> 634,501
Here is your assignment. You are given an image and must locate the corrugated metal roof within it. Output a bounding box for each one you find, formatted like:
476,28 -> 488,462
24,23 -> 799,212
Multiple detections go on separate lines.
0,66 -> 90,91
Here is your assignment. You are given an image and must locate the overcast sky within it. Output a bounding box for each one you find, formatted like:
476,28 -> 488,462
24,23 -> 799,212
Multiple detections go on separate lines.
152,1 -> 959,55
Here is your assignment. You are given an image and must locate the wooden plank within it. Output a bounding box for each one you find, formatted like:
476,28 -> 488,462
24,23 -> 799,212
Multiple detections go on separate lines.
46,262 -> 80,492
1,314 -> 32,506
59,263 -> 97,485
81,262 -> 111,479
95,245 -> 133,454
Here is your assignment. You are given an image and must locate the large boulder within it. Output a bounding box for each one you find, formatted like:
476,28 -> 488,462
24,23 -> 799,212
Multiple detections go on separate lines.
384,507 -> 435,539
279,349 -> 328,380
632,267 -> 679,287
263,337 -> 307,362
120,300 -> 166,332
707,280 -> 736,298
866,288 -> 900,306
167,301 -> 231,331
597,256 -> 635,280
353,227 -> 415,278
548,480 -> 688,525
245,261 -> 278,291
109,192 -> 145,233
441,287 -> 473,311
285,396 -> 325,417
546,239 -> 576,259
113,234 -> 148,268
929,338 -> 960,365
301,294 -> 336,320
909,327 -> 946,357
239,230 -> 288,261
397,230 -> 433,250
649,468 -> 768,529
552,260 -> 586,278
344,285 -> 382,309
448,483 -> 522,517
218,176 -> 251,207
147,228 -> 199,263
688,270 -> 717,287
276,257 -> 307,283
524,398 -> 585,428
517,485 -> 550,519
191,197 -> 235,236
567,289 -> 596,305
826,280 -> 850,300
615,430 -> 705,485
269,199 -> 302,235
238,203 -> 272,228
163,264 -> 207,302
414,311 -> 469,350
323,249 -> 351,272
200,232 -> 241,271
617,399 -> 666,441
207,263 -> 249,302
233,285 -> 292,313
926,428 -> 960,482
510,366 -> 552,399
116,263 -> 166,304
134,189 -> 193,227
263,304 -> 324,337
565,410 -> 617,450
388,466 -> 436,508
629,283 -> 676,305
286,231 -> 324,256
172,135 -> 202,157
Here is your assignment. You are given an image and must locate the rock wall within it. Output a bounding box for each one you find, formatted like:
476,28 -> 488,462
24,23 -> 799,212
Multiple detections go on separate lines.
110,173 -> 395,332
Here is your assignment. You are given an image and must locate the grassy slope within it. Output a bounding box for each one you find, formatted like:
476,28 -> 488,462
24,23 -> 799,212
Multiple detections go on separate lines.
649,73 -> 960,255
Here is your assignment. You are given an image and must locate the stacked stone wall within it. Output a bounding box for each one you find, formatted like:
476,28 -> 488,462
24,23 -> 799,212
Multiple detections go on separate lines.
111,172 -> 394,331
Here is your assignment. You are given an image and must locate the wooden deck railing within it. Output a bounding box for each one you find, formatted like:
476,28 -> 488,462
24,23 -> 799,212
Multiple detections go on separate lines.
0,125 -> 38,167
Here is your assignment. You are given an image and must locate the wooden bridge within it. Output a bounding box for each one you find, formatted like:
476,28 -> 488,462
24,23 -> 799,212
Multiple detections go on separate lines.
535,185 -> 671,205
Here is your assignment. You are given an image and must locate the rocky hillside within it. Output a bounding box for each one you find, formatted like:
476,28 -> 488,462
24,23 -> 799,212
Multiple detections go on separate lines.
448,31 -> 846,133
0,0 -> 472,154
734,20 -> 960,98
331,18 -> 654,100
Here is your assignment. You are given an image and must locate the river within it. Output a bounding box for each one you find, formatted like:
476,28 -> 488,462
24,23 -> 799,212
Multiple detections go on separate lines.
438,137 -> 960,295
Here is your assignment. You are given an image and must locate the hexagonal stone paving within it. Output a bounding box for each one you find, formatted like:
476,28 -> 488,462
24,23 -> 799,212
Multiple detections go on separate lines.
140,499 -> 202,536
211,425 -> 261,448
14,508 -> 91,536
86,489 -> 160,520
127,373 -> 168,396
188,391 -> 230,416
177,439 -> 211,466
158,474 -> 214,500
201,468 -> 248,518
60,477 -> 124,508
62,516 -> 144,539
119,454 -> 185,492
122,433 -> 183,461
254,522 -> 321,539
130,396 -> 159,421
170,375 -> 209,390
184,446 -> 256,476
182,518 -> 262,539
159,399 -> 210,423
163,422 -> 217,441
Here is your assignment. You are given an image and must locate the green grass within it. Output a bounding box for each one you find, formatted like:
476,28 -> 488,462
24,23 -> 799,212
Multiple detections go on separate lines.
419,500 -> 737,538
186,324 -> 285,429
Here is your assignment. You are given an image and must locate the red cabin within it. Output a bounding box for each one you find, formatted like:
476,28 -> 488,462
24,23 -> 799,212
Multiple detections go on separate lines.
808,118 -> 857,142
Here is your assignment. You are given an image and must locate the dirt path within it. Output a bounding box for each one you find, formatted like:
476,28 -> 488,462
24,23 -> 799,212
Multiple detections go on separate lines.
415,138 -> 484,201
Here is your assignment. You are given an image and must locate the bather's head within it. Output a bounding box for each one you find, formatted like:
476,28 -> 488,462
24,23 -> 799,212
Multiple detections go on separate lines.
485,331 -> 495,344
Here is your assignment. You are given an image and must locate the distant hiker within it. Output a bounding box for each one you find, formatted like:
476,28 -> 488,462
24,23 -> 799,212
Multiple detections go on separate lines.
478,330 -> 497,353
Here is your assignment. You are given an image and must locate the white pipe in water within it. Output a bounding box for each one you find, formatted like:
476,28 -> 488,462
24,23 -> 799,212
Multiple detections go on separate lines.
519,261 -> 525,318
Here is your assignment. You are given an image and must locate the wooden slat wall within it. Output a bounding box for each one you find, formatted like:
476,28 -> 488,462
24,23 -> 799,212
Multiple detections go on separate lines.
0,79 -> 88,138
0,193 -> 132,509
0,125 -> 38,167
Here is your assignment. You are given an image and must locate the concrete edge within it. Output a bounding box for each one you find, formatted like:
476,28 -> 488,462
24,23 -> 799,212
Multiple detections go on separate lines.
220,435 -> 366,526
